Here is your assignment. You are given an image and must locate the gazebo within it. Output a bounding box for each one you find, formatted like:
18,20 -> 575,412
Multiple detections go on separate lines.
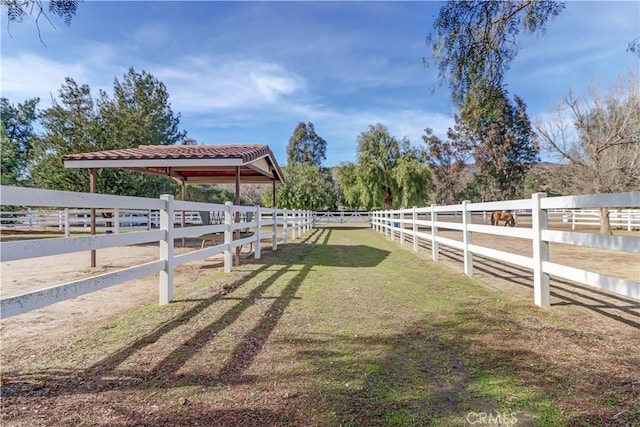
62,144 -> 285,266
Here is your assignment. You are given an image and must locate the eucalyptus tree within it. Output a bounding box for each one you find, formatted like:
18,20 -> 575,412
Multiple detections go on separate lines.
457,87 -> 539,201
286,121 -> 327,166
425,0 -> 565,107
277,121 -> 336,209
421,127 -> 472,205
2,0 -> 79,42
0,97 -> 39,185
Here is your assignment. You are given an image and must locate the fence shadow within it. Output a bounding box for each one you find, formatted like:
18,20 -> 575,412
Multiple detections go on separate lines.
411,237 -> 640,330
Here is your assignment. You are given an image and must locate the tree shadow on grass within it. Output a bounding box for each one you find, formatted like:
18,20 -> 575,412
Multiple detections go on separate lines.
1,227 -> 390,425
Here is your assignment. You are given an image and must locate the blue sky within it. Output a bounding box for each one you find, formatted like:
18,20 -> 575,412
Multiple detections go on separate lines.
1,1 -> 638,167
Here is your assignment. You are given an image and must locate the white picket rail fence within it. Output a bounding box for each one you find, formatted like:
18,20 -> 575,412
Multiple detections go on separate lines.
371,192 -> 640,307
0,185 -> 312,319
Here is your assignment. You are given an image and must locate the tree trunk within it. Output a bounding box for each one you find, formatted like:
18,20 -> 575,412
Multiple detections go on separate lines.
599,207 -> 612,235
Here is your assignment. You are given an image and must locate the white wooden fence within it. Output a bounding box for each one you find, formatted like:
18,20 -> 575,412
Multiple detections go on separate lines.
370,192 -> 640,307
312,210 -> 371,225
0,185 -> 312,319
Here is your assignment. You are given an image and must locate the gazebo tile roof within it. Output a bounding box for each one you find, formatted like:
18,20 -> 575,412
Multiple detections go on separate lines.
62,144 -> 272,163
61,144 -> 285,184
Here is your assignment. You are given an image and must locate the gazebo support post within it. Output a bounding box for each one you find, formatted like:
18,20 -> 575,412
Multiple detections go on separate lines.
234,166 -> 241,266
90,168 -> 97,268
181,181 -> 186,248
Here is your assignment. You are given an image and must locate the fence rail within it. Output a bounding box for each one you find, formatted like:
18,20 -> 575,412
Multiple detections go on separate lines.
0,186 -> 312,319
371,192 -> 640,307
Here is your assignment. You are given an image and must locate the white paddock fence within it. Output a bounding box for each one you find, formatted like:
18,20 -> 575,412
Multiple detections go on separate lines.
0,185 -> 312,319
371,191 -> 640,307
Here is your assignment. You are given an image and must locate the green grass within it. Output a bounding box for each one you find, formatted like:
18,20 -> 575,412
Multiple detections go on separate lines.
1,227 -> 638,426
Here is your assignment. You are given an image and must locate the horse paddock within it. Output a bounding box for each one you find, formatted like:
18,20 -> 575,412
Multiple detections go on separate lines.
1,226 -> 638,351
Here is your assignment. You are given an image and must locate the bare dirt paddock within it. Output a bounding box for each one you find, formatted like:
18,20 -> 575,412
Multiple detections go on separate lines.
1,225 -> 638,352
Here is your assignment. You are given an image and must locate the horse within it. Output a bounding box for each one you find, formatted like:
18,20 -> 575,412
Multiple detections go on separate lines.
491,210 -> 516,227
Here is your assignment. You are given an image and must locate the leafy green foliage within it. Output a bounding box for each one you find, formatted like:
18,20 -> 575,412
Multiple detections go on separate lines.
458,88 -> 539,201
286,121 -> 327,166
337,123 -> 430,209
2,0 -> 79,43
422,127 -> 472,204
28,69 -> 186,197
0,97 -> 39,185
426,0 -> 565,106
185,184 -> 235,204
271,163 -> 336,210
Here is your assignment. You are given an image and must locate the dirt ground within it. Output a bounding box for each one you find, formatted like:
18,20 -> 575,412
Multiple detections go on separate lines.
1,225 -> 638,352
0,241 -> 230,351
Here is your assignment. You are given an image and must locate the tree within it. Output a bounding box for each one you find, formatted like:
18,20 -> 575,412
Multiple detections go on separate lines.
271,163 -> 336,210
29,78 -> 98,192
394,148 -> 431,208
29,69 -> 186,197
458,87 -> 539,201
286,122 -> 327,166
355,123 -> 401,209
0,97 -> 39,185
422,127 -> 473,204
2,0 -> 79,42
335,162 -> 364,209
536,69 -> 640,233
426,0 -> 564,106
341,123 -> 430,210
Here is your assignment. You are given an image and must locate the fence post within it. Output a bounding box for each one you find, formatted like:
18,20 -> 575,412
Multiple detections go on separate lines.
462,200 -> 473,276
159,194 -> 174,305
114,208 -> 120,234
224,202 -> 233,273
272,207 -> 278,251
412,206 -> 418,252
399,210 -> 405,245
255,206 -> 261,260
27,210 -> 33,231
283,208 -> 288,244
291,209 -> 297,240
431,204 -> 438,261
64,208 -> 70,238
390,211 -> 395,241
532,193 -> 550,307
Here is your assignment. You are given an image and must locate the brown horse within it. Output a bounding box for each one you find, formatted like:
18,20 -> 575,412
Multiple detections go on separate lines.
491,210 -> 516,227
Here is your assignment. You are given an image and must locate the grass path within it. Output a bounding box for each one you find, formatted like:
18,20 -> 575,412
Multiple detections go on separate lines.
1,227 -> 638,426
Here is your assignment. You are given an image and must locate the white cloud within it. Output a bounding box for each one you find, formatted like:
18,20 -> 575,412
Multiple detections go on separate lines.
0,53 -> 89,100
156,56 -> 307,113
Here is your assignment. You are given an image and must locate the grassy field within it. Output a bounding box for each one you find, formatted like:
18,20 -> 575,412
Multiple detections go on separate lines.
1,227 -> 638,426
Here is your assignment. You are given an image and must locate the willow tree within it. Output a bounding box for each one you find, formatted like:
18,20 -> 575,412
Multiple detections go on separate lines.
342,123 -> 430,210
